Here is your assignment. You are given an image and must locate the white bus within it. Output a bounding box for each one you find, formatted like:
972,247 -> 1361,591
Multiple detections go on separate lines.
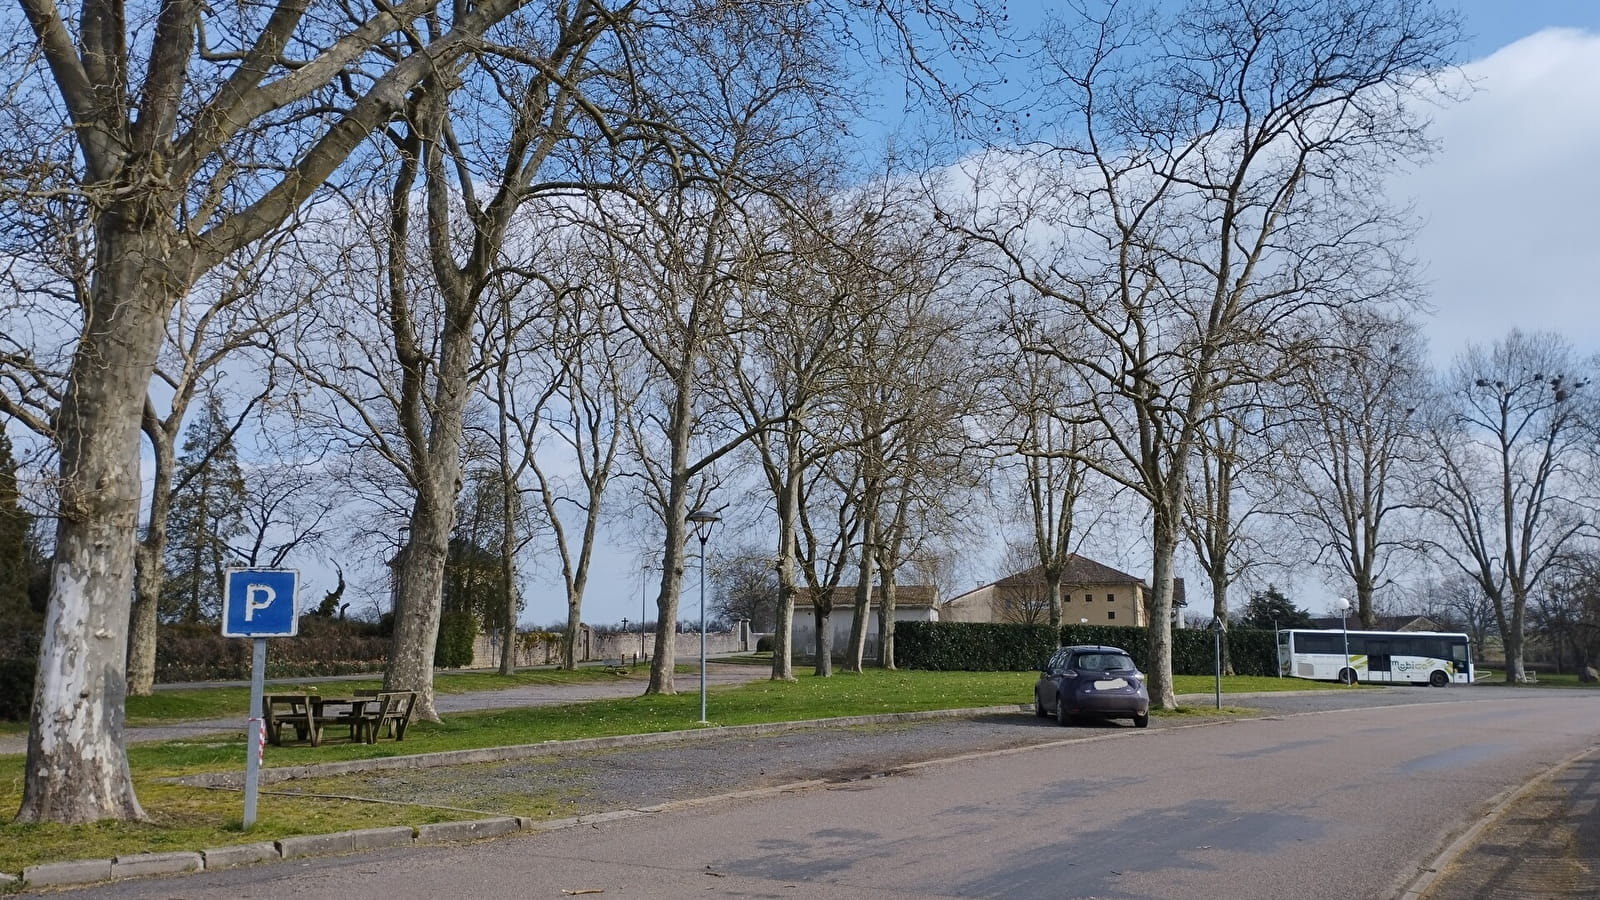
1276,629 -> 1473,686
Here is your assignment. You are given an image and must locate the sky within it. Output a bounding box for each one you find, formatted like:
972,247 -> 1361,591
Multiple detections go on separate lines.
544,2 -> 1600,628
20,2 -> 1590,632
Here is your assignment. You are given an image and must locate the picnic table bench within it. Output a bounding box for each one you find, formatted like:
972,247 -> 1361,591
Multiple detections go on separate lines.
263,690 -> 417,747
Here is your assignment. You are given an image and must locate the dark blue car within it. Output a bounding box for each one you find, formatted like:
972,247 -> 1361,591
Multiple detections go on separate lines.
1035,644 -> 1150,728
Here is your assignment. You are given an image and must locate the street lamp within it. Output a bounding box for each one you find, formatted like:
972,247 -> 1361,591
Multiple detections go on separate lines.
640,564 -> 655,659
1334,597 -> 1352,685
687,509 -> 721,724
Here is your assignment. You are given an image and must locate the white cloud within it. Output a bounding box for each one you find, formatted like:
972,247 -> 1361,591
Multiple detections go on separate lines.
1401,28 -> 1600,363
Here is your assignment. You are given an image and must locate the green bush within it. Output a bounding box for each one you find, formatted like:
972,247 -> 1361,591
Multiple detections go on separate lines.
434,610 -> 479,669
0,657 -> 34,721
154,618 -> 391,682
894,621 -> 1278,676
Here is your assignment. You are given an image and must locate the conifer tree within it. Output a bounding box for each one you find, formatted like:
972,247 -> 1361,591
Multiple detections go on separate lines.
160,394 -> 246,623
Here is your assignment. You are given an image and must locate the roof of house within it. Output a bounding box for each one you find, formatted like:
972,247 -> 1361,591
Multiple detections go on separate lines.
1306,614 -> 1443,632
944,555 -> 1187,608
792,584 -> 938,610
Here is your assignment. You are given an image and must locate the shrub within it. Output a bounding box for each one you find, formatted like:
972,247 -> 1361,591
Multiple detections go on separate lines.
154,618 -> 391,682
894,621 -> 1279,676
434,610 -> 479,669
0,657 -> 34,721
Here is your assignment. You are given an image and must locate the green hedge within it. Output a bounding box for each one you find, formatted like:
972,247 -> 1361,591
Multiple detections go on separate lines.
434,610 -> 478,669
154,617 -> 391,683
0,657 -> 33,721
893,621 -> 1278,676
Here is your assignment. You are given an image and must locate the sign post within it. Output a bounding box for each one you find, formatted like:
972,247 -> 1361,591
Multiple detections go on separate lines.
222,568 -> 299,829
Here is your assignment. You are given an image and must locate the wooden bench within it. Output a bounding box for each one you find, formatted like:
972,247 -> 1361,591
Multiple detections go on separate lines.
346,690 -> 418,743
602,657 -> 630,674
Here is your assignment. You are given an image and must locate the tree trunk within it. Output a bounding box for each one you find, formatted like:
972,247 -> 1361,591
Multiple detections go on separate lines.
1046,567 -> 1063,636
562,597 -> 582,669
770,468 -> 800,682
1211,577 -> 1234,676
127,412 -> 180,696
877,562 -> 898,669
813,606 -> 833,677
646,356 -> 697,694
1144,507 -> 1180,710
18,232 -> 168,823
1505,584 -> 1528,683
385,478 -> 455,721
843,512 -> 876,673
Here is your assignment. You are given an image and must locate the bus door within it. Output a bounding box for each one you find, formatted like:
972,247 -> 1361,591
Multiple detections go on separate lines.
1451,641 -> 1472,682
1367,645 -> 1392,682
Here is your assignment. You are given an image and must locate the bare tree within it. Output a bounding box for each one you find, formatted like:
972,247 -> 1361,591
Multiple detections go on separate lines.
936,0 -> 1459,708
127,238 -> 305,695
4,0 -> 535,821
489,237 -> 638,672
1417,331 -> 1596,682
1279,312 -> 1430,629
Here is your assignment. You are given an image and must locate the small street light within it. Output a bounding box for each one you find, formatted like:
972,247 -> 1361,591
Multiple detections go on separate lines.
1334,597 -> 1353,685
687,509 -> 721,724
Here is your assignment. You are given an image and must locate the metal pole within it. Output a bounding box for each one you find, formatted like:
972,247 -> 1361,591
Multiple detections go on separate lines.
698,535 -> 708,724
1342,613 -> 1351,685
243,638 -> 267,828
640,567 -> 648,659
1213,624 -> 1222,709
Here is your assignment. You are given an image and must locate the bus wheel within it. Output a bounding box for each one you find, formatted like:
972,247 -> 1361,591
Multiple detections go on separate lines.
1338,668 -> 1358,685
1430,670 -> 1449,687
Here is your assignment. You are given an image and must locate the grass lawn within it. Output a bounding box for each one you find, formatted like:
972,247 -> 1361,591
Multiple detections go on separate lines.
1475,670 -> 1600,688
0,668 -> 1333,874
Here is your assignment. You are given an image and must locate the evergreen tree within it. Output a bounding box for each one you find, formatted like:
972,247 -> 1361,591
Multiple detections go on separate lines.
0,429 -> 35,629
1238,585 -> 1315,630
161,393 -> 247,623
435,470 -> 519,667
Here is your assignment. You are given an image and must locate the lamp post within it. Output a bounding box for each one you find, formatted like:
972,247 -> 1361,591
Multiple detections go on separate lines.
1334,597 -> 1352,685
639,564 -> 654,659
621,618 -> 629,662
1210,617 -> 1223,709
687,509 -> 720,724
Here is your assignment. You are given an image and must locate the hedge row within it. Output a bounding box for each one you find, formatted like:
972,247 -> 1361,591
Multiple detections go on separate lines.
155,617 -> 391,683
892,621 -> 1279,676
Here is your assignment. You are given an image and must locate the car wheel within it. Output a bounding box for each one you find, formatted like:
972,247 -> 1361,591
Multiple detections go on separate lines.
1133,713 -> 1149,728
1035,688 -> 1049,717
1055,693 -> 1072,727
1429,669 -> 1449,687
1338,667 -> 1358,685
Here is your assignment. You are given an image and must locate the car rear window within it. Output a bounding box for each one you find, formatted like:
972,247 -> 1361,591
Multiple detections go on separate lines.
1074,653 -> 1135,671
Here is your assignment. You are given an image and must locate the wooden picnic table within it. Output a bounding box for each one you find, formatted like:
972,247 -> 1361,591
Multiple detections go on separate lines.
262,691 -> 416,747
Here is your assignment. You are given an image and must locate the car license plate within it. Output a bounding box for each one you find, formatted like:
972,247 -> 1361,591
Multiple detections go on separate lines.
1094,678 -> 1126,690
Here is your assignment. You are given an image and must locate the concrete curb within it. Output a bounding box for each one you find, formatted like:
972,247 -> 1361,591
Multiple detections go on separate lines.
1389,743 -> 1600,900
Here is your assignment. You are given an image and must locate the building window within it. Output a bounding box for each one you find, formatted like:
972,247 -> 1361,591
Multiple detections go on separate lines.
1107,611 -> 1116,621
1107,593 -> 1115,603
1085,593 -> 1093,602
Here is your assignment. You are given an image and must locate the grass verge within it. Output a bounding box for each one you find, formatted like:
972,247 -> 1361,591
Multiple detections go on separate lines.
0,669 -> 1330,874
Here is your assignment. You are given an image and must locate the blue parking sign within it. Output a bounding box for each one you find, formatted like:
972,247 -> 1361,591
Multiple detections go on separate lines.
222,568 -> 299,637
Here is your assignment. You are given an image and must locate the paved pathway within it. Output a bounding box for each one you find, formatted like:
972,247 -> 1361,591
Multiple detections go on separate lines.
0,663 -> 772,756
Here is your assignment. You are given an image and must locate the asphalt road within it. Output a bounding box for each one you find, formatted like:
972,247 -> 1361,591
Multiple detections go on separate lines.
49,686 -> 1600,899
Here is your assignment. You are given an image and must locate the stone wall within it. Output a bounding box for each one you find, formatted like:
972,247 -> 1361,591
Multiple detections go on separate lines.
470,621 -> 751,669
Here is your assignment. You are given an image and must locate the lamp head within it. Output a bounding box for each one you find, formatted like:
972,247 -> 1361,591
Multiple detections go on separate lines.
1334,597 -> 1350,616
686,509 -> 721,541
